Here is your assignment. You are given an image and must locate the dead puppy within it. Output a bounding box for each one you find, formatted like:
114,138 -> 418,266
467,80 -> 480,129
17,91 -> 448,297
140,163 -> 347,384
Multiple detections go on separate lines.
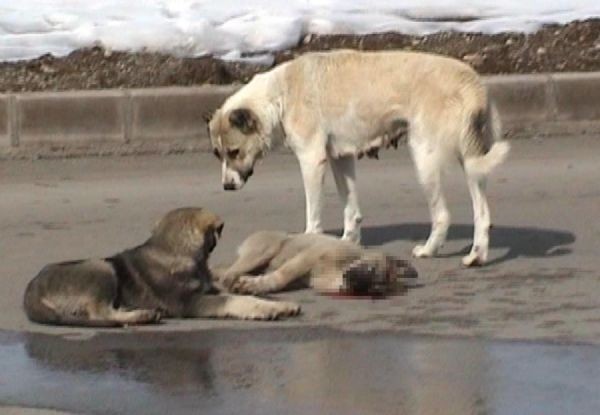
219,231 -> 417,297
23,208 -> 300,327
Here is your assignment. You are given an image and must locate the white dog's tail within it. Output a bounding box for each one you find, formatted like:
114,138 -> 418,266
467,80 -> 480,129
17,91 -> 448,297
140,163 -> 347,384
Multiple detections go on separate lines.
463,102 -> 510,178
464,141 -> 510,178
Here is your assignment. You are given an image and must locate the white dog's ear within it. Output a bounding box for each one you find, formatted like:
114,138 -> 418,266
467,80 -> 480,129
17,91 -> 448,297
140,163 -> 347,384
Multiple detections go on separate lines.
202,110 -> 214,124
228,108 -> 258,135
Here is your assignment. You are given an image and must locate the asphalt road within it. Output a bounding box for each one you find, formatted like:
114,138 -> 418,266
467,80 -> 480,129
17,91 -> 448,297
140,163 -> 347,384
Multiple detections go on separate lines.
1,136 -> 599,343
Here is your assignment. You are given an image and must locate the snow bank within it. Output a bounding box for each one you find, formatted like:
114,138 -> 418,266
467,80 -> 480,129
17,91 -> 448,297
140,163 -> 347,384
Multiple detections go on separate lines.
1,0 -> 599,62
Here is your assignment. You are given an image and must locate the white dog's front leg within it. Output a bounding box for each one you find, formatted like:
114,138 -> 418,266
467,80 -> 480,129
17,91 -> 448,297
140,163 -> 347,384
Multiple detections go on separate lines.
298,152 -> 327,234
330,155 -> 362,243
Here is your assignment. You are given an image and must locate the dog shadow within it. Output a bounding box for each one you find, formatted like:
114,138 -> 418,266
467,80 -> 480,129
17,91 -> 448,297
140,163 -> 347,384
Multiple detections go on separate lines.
329,223 -> 575,266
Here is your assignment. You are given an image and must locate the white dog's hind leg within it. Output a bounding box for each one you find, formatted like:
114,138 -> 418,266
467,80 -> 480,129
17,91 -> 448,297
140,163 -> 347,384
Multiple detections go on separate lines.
410,142 -> 450,258
329,155 -> 362,243
462,175 -> 490,266
298,150 -> 327,234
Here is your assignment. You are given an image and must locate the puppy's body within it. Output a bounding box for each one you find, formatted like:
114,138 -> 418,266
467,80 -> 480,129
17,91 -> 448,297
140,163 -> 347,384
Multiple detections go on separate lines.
23,208 -> 300,327
209,50 -> 510,266
220,231 -> 417,296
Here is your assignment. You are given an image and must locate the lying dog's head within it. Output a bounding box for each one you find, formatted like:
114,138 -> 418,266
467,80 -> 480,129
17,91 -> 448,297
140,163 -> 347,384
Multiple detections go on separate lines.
150,207 -> 224,259
343,251 -> 417,296
207,107 -> 266,191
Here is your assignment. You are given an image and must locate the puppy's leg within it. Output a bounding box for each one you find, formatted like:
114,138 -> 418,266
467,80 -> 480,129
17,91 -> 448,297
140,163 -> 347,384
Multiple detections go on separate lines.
25,264 -> 162,327
462,175 -> 490,266
230,251 -> 316,295
410,142 -> 450,258
298,149 -> 327,234
329,155 -> 362,243
100,308 -> 162,325
36,299 -> 161,327
220,232 -> 286,289
186,294 -> 300,320
311,270 -> 345,293
85,297 -> 161,326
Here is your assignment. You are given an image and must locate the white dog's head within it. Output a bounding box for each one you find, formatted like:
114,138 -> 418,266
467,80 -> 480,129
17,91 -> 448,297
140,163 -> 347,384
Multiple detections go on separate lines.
207,107 -> 266,191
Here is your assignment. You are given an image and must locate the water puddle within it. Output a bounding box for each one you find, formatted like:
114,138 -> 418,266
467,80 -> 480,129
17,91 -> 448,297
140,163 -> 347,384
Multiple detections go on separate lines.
1,329 -> 599,414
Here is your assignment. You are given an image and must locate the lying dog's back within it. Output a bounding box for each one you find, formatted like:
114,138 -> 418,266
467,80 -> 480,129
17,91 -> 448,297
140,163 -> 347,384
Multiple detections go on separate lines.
24,259 -> 124,326
23,207 -> 222,327
269,232 -> 363,270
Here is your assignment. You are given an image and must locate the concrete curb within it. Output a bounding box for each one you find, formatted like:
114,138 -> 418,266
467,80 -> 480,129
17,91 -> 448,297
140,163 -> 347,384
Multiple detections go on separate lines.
485,72 -> 600,138
1,72 -> 600,156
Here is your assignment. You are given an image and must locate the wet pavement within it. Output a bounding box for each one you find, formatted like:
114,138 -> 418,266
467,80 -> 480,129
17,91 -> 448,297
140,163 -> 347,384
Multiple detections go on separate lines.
2,137 -> 600,343
1,328 -> 599,415
2,136 -> 600,413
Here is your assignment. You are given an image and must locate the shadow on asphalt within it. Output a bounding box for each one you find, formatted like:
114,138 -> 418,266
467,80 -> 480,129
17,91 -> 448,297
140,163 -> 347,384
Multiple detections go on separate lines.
329,223 -> 575,266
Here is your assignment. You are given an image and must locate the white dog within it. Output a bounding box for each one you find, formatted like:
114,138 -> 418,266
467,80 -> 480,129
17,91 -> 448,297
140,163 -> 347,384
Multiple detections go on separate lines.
207,50 -> 510,266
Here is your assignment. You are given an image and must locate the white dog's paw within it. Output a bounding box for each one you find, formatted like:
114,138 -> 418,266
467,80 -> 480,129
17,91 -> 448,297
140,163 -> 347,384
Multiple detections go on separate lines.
462,250 -> 487,267
341,230 -> 361,244
244,300 -> 301,320
412,244 -> 436,258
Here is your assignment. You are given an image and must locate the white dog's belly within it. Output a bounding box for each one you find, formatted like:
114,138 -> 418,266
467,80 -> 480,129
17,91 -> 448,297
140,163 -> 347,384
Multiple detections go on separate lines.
326,135 -> 363,158
326,114 -> 409,159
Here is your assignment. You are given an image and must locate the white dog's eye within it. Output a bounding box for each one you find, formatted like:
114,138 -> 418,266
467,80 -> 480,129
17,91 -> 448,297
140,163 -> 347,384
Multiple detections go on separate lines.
227,149 -> 240,159
212,149 -> 221,160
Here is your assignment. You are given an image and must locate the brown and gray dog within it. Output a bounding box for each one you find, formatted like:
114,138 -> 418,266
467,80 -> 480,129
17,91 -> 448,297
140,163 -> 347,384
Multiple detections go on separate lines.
23,208 -> 300,327
218,231 -> 418,296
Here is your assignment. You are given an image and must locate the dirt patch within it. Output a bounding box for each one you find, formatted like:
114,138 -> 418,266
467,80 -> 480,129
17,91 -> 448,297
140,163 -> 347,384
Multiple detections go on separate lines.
1,19 -> 599,93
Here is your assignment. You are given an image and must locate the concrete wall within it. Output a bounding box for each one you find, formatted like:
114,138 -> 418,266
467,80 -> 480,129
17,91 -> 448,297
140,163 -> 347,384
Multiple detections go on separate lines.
129,85 -> 234,141
485,72 -> 600,138
1,72 -> 600,151
15,90 -> 127,144
0,95 -> 9,147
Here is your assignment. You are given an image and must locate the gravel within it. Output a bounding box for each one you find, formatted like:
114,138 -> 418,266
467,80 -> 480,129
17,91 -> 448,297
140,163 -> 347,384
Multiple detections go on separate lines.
1,19 -> 599,93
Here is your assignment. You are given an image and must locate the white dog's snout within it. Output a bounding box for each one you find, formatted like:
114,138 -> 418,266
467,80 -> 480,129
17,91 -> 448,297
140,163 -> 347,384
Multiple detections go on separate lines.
222,162 -> 244,190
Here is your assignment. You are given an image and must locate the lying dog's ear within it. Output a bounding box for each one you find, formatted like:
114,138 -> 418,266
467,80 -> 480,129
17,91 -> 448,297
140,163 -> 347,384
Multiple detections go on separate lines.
228,108 -> 259,135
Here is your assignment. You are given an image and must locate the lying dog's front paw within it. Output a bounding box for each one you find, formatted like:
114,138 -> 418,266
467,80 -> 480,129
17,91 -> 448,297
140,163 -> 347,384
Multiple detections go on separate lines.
150,309 -> 163,322
134,309 -> 163,324
230,276 -> 265,295
220,274 -> 240,292
272,301 -> 302,319
244,300 -> 301,320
